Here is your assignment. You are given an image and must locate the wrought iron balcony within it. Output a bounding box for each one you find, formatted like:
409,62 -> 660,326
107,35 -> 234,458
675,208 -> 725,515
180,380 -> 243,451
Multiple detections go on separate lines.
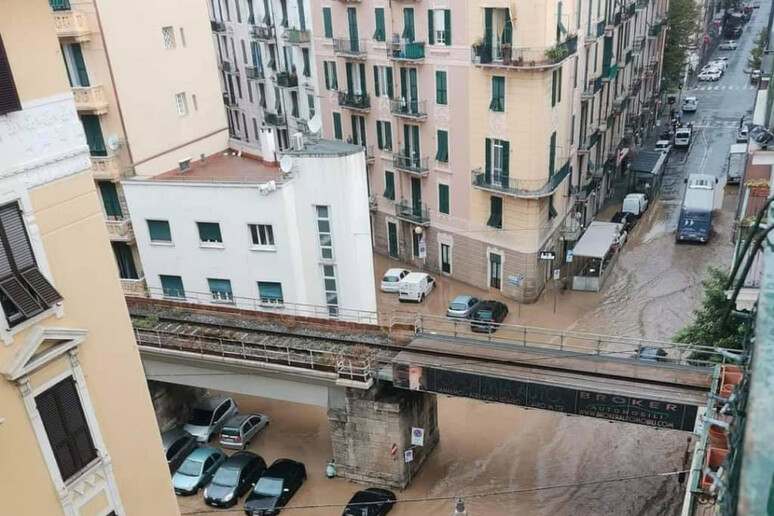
275,71 -> 298,88
211,20 -> 226,32
395,199 -> 430,225
471,162 -> 571,199
387,40 -> 425,61
251,25 -> 275,40
393,150 -> 429,176
649,18 -> 666,37
284,28 -> 311,44
338,91 -> 371,111
389,98 -> 427,120
246,66 -> 264,80
636,0 -> 649,10
333,38 -> 368,58
264,111 -> 286,126
613,93 -> 629,114
471,35 -> 577,70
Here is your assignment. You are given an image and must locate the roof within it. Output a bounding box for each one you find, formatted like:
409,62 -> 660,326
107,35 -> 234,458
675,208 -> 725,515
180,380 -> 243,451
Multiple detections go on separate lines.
384,268 -> 408,276
451,295 -> 475,303
223,451 -> 260,468
194,396 -> 230,410
573,222 -> 622,259
265,458 -> 303,475
148,151 -> 283,184
282,138 -> 364,158
161,428 -> 192,448
630,151 -> 666,174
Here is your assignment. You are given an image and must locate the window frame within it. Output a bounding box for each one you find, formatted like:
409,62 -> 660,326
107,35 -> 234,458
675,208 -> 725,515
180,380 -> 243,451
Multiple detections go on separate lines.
315,205 -> 334,261
257,281 -> 284,306
175,92 -> 188,117
438,182 -> 450,215
162,26 -> 176,49
248,223 -> 276,250
435,70 -> 447,105
197,221 -> 224,247
207,278 -> 234,303
322,264 -> 339,317
147,219 -> 173,244
159,274 -> 185,299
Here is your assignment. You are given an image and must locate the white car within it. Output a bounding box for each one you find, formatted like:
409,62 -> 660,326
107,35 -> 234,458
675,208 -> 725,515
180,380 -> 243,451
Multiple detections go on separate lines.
380,268 -> 410,292
710,60 -> 727,72
655,140 -> 672,153
682,96 -> 698,112
698,70 -> 721,81
720,41 -> 738,50
751,69 -> 762,82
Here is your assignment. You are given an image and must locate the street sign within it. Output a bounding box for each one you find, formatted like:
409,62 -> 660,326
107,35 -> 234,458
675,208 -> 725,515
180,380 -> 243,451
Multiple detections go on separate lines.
389,443 -> 398,458
553,269 -> 561,280
539,251 -> 556,261
566,250 -> 574,263
418,241 -> 426,259
411,427 -> 424,446
404,449 -> 414,463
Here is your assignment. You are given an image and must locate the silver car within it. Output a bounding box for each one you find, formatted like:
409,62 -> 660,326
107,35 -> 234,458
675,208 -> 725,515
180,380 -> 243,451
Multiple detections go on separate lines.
184,396 -> 238,443
446,295 -> 481,318
218,413 -> 270,450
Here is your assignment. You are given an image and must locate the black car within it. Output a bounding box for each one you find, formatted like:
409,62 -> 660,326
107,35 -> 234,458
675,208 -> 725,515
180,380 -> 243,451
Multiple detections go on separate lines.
611,211 -> 637,232
470,301 -> 509,333
637,347 -> 668,362
342,488 -> 396,516
204,451 -> 266,508
244,458 -> 306,515
161,428 -> 197,473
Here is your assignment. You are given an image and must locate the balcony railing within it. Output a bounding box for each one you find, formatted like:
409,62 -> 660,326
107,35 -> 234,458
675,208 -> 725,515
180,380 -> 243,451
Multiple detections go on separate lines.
106,219 -> 134,243
275,72 -> 299,88
389,98 -> 427,120
91,154 -> 126,181
251,25 -> 275,40
284,28 -> 311,44
582,76 -> 603,99
602,61 -> 618,80
219,60 -> 232,73
211,20 -> 226,32
72,85 -> 108,114
387,40 -> 426,61
471,161 -> 571,199
246,66 -> 264,80
471,35 -> 578,70
393,150 -> 429,176
333,38 -> 368,58
264,111 -> 286,126
222,93 -> 237,107
395,199 -> 430,225
578,129 -> 601,153
121,277 -> 147,296
53,10 -> 90,41
338,91 -> 371,111
650,18 -> 666,37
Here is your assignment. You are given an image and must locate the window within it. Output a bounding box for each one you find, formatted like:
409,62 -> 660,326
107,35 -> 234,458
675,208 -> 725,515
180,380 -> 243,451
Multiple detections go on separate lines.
0,35 -> 20,116
35,377 -> 97,482
376,120 -> 392,150
322,265 -> 338,317
207,278 -> 233,302
179,27 -> 187,47
80,115 -> 106,157
61,43 -> 90,87
373,66 -> 394,98
240,39 -> 248,64
487,196 -> 503,228
548,195 -> 558,220
436,130 -> 448,162
98,181 -> 123,220
258,282 -> 283,305
160,275 -> 185,298
387,221 -> 398,258
485,137 -> 510,188
489,253 -> 502,289
402,8 -> 415,41
490,76 -> 505,112
383,170 -> 395,200
197,222 -> 223,244
302,48 -> 311,77
551,68 -> 562,106
175,92 -> 188,117
315,205 -> 333,260
323,7 -> 333,38
435,71 -> 447,105
441,243 -> 451,274
235,0 -> 242,22
438,183 -> 450,214
549,131 -> 557,176
428,9 -> 451,46
307,94 -> 315,118
412,231 -> 421,257
147,220 -> 172,243
332,112 -> 343,140
374,8 -> 386,41
249,224 -> 275,247
112,242 -> 137,280
323,61 -> 338,90
162,26 -> 176,49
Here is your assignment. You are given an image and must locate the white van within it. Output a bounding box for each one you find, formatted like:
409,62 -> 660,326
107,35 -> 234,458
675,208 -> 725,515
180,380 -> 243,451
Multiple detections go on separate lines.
622,193 -> 649,217
674,127 -> 692,148
398,272 -> 435,303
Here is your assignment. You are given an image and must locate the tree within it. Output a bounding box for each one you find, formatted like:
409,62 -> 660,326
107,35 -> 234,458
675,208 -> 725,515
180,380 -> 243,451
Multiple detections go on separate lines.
749,28 -> 767,70
662,0 -> 700,89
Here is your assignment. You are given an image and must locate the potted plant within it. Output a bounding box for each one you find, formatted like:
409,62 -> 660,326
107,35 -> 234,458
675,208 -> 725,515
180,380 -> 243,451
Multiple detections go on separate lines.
545,45 -> 569,63
472,37 -> 484,62
502,43 -> 512,64
700,447 -> 729,491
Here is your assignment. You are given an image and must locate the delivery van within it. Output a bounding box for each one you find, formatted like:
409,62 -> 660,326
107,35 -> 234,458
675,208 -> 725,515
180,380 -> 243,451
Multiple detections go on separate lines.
398,272 -> 435,303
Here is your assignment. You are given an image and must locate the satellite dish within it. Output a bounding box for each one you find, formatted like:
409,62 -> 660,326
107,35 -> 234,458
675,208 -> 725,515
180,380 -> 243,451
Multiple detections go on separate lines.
307,114 -> 322,134
280,155 -> 294,173
106,134 -> 121,151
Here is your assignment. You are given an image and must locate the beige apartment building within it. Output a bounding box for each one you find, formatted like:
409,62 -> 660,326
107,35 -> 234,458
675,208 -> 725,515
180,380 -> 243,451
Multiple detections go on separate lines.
313,0 -> 667,302
47,0 -> 228,296
0,1 -> 180,515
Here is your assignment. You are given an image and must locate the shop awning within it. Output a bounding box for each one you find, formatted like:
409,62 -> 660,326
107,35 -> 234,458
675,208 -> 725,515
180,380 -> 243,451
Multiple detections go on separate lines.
572,222 -> 622,259
630,150 -> 666,175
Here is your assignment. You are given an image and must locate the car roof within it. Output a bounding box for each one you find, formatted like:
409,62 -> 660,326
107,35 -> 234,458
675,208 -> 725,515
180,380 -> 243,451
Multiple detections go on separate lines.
402,272 -> 429,281
223,451 -> 260,468
384,268 -> 409,276
265,458 -> 303,476
194,396 -> 231,410
349,488 -> 393,504
478,300 -> 502,308
223,413 -> 251,427
451,295 -> 474,303
187,446 -> 221,460
161,428 -> 193,447
684,96 -> 697,102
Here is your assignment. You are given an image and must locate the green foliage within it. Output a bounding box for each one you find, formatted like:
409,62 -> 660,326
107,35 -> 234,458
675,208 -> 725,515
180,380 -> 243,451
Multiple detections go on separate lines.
674,268 -> 746,352
662,0 -> 700,89
133,314 -> 159,329
749,28 -> 767,70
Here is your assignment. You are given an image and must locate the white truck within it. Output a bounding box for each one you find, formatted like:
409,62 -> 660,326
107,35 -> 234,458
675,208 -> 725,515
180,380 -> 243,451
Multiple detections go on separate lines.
674,126 -> 692,148
726,143 -> 747,184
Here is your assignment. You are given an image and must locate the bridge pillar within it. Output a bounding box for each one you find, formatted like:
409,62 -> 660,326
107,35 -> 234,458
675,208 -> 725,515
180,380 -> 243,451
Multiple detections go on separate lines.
147,381 -> 206,432
327,384 -> 439,489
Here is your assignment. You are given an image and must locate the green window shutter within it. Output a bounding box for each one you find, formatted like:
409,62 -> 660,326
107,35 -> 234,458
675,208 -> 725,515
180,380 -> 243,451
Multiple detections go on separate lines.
436,130 -> 448,162
487,196 -> 502,228
197,222 -> 223,242
428,10 -> 435,45
207,278 -> 232,298
484,137 -> 492,182
484,8 -> 493,48
551,71 -> 557,107
489,76 -> 504,111
331,65 -> 338,89
503,9 -> 513,44
98,181 -> 122,218
549,132 -> 557,176
147,220 -> 171,242
557,67 -> 562,103
548,195 -> 558,220
374,8 -> 386,41
376,121 -> 383,149
324,62 -> 330,89
490,252 -> 501,264
258,282 -> 283,302
359,64 -> 367,96
386,68 -> 394,98
302,49 -> 311,77
346,62 -> 354,93
400,68 -> 407,98
384,171 -> 395,199
385,121 -> 392,149
436,71 -> 447,105
70,44 -> 90,87
411,125 -> 420,158
439,183 -> 450,214
333,112 -> 342,140
403,8 -> 415,41
373,66 -> 380,97
80,115 -> 106,157
403,124 -> 410,156
323,7 -> 333,38
501,140 -> 510,183
160,275 -> 185,298
444,10 -> 452,46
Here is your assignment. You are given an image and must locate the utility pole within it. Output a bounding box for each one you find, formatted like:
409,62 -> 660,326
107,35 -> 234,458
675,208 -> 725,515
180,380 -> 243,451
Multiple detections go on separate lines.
454,498 -> 468,516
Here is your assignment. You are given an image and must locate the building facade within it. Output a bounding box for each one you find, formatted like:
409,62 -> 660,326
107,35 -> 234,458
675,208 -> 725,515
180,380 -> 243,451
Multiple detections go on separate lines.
46,0 -> 228,296
0,1 -> 180,515
312,0 -> 668,302
207,0 -> 320,161
122,140 -> 377,318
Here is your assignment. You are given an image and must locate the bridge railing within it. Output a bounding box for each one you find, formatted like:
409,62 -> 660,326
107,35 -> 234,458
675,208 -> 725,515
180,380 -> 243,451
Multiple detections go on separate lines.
135,327 -> 375,383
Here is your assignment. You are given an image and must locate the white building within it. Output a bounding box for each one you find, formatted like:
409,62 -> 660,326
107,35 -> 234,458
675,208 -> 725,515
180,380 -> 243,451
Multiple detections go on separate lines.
122,139 -> 376,319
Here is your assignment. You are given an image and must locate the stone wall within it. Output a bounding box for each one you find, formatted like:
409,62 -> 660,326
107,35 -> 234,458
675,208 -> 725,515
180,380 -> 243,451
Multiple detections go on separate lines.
147,380 -> 207,432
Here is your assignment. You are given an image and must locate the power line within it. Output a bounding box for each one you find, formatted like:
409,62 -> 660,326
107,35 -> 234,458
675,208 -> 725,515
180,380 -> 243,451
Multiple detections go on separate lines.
178,469 -> 689,515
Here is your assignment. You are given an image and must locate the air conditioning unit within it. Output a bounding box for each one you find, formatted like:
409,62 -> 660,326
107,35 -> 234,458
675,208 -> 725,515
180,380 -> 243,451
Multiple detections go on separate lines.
178,158 -> 192,172
291,132 -> 304,150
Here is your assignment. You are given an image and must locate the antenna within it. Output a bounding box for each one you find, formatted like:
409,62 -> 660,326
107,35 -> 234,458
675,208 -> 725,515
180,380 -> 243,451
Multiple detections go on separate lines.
308,114 -> 322,135
106,134 -> 121,151
280,155 -> 294,174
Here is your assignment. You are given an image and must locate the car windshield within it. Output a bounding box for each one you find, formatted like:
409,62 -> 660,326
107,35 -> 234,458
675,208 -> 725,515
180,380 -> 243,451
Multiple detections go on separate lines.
189,408 -> 213,426
475,310 -> 493,320
383,276 -> 399,282
212,467 -> 240,486
450,303 -> 467,311
178,459 -> 203,477
254,477 -> 283,497
221,426 -> 240,436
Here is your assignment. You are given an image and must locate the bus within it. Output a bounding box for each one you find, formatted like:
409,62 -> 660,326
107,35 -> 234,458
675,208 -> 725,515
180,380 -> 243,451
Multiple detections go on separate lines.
677,174 -> 717,243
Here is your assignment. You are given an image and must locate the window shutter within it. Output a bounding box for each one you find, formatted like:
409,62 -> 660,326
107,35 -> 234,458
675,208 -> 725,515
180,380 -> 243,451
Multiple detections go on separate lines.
0,277 -> 43,317
557,68 -> 562,103
484,137 -> 492,182
445,10 -> 452,46
148,220 -> 171,241
70,44 -> 90,87
503,9 -> 513,44
373,66 -> 380,97
346,62 -> 354,93
374,8 -> 386,41
324,63 -> 330,90
298,0 -> 306,30
551,71 -> 557,107
0,35 -> 21,116
198,222 -> 222,242
0,204 -> 35,269
359,64 -> 367,96
386,68 -> 394,98
439,184 -> 449,214
384,171 -> 395,199
98,181 -> 123,219
376,121 -> 383,149
258,282 -> 283,301
436,130 -> 448,162
22,268 -> 62,305
323,8 -> 333,39
501,140 -> 510,184
385,121 -> 392,149
333,113 -> 342,140
428,10 -> 435,45
549,132 -> 557,176
80,115 -> 107,157
403,124 -> 410,156
160,275 -> 185,297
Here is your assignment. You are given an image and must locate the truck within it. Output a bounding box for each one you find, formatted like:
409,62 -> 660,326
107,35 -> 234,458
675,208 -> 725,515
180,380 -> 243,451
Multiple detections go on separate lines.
677,174 -> 718,243
726,144 -> 747,184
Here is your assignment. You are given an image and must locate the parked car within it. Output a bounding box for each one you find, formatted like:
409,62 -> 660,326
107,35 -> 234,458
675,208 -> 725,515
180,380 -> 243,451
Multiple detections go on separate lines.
204,451 -> 266,508
682,96 -> 698,113
710,60 -> 727,73
161,428 -> 198,473
637,347 -> 668,362
654,140 -> 672,154
380,268 -> 411,293
184,396 -> 238,443
446,295 -> 481,318
342,488 -> 397,516
622,193 -> 649,217
245,458 -> 307,515
610,212 -> 637,232
397,272 -> 435,303
172,447 -> 227,495
219,413 -> 270,450
470,301 -> 509,333
698,69 -> 721,81
737,124 -> 750,143
719,40 -> 738,50
674,127 -> 692,148
751,69 -> 762,82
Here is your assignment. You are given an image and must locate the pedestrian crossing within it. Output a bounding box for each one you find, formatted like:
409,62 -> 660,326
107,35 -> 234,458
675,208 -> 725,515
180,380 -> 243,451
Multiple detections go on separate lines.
686,121 -> 746,129
688,84 -> 757,92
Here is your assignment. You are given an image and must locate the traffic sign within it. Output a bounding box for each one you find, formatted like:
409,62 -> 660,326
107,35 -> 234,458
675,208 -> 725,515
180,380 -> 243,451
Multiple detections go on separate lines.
539,251 -> 556,261
411,427 -> 425,446
404,449 -> 414,463
566,250 -> 574,263
553,269 -> 561,280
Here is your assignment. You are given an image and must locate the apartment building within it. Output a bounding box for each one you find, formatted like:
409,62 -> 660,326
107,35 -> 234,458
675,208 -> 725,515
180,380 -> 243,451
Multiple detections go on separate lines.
312,0 -> 668,302
46,0 -> 228,296
207,0 -> 320,160
122,140 -> 377,318
0,1 -> 180,515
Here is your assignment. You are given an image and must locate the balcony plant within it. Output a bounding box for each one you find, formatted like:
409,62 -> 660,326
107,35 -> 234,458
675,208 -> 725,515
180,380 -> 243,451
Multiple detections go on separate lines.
501,43 -> 512,65
472,37 -> 485,62
545,45 -> 569,63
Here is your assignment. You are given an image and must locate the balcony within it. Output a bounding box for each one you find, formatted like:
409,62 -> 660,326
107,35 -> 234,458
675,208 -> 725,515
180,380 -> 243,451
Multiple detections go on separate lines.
471,161 -> 571,199
613,93 -> 629,114
627,2 -> 636,16
389,98 -> 427,121
284,28 -> 311,45
602,61 -> 618,81
211,20 -> 226,32
333,38 -> 368,59
393,151 -> 429,176
251,25 -> 275,40
650,18 -> 666,37
471,35 -> 578,70
121,277 -> 147,296
106,218 -> 134,243
395,199 -> 430,226
614,11 -> 622,26
581,76 -> 603,100
365,145 -> 376,165
222,93 -> 237,107
578,129 -> 601,154
368,194 -> 377,211
387,40 -> 426,62
275,71 -> 298,88
338,91 -> 371,112
246,66 -> 265,80
636,0 -> 649,10
72,85 -> 108,115
91,154 -> 125,181
53,10 -> 90,42
264,111 -> 286,126
218,60 -> 233,73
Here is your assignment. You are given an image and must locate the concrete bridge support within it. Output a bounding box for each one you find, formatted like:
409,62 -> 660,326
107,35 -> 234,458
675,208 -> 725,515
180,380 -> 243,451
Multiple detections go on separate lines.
328,384 -> 439,489
147,381 -> 206,432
